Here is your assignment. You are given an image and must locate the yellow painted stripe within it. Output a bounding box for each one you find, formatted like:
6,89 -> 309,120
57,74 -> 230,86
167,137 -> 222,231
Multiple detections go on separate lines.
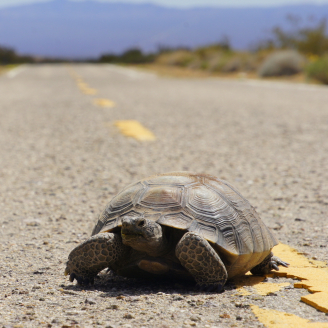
234,243 -> 328,316
94,98 -> 116,108
254,282 -> 290,296
77,81 -> 98,95
251,305 -> 328,328
114,120 -> 156,141
235,276 -> 290,296
81,87 -> 98,95
273,244 -> 328,313
272,243 -> 328,313
68,68 -> 98,96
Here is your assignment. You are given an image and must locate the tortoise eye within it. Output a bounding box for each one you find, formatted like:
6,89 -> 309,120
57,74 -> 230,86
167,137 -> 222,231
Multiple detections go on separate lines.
137,219 -> 146,227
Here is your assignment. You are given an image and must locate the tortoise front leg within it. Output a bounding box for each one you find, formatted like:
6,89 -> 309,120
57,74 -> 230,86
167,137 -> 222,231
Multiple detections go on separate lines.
175,232 -> 228,292
251,252 -> 289,276
65,232 -> 126,285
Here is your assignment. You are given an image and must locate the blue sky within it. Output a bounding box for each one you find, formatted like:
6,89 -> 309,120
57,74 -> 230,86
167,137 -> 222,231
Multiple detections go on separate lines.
1,0 -> 328,8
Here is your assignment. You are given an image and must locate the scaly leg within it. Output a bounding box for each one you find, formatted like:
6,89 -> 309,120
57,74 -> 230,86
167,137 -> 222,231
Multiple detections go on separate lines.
175,232 -> 227,292
65,232 -> 126,285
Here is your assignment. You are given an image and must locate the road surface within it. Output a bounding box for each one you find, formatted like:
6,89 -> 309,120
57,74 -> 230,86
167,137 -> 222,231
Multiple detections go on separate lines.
1,64 -> 328,327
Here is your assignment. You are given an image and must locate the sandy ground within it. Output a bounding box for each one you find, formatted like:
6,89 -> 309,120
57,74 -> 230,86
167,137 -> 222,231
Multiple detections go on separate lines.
0,64 -> 328,328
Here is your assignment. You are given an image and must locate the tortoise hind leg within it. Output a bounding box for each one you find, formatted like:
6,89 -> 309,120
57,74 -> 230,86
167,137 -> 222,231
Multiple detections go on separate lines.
176,232 -> 227,292
251,252 -> 289,276
65,232 -> 126,285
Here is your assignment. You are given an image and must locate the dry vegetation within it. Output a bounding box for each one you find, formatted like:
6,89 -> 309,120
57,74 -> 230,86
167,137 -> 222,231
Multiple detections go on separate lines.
126,17 -> 328,85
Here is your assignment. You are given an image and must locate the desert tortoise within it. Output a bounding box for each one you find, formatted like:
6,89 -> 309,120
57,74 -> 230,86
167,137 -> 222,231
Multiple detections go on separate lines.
65,172 -> 288,291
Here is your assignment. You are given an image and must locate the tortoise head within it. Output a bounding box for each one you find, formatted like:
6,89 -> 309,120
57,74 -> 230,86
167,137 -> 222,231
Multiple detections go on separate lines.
121,216 -> 167,256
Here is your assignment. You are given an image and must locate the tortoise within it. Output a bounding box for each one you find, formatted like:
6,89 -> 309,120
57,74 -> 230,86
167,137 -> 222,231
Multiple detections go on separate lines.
65,172 -> 288,291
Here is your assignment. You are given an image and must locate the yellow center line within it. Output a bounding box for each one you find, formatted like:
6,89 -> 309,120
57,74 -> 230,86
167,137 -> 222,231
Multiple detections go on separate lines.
94,98 -> 116,108
234,275 -> 291,296
254,282 -> 291,296
233,243 -> 328,326
68,67 -> 117,108
271,243 -> 328,313
235,243 -> 328,314
113,120 -> 156,141
251,305 -> 328,328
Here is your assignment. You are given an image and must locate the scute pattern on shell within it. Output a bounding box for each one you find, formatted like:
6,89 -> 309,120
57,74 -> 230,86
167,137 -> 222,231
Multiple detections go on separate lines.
92,172 -> 277,257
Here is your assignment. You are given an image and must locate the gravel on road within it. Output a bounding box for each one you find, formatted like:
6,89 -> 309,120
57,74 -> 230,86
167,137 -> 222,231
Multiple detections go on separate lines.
0,64 -> 328,328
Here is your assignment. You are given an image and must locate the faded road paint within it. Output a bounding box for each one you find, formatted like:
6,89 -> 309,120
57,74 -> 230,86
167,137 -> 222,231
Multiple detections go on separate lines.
235,244 -> 328,313
234,273 -> 289,296
251,305 -> 328,328
68,68 -> 98,95
234,243 -> 328,326
77,81 -> 97,95
272,243 -> 328,313
94,98 -> 116,108
254,282 -> 290,296
7,65 -> 27,78
114,120 -> 156,141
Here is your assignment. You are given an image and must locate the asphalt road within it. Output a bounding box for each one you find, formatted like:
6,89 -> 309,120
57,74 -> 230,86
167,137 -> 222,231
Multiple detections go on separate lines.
1,64 -> 328,328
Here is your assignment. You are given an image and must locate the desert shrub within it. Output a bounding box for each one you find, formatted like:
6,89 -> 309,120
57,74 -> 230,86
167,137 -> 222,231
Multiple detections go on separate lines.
272,18 -> 328,56
99,48 -> 154,64
0,46 -> 33,64
156,50 -> 196,67
120,48 -> 155,64
306,55 -> 328,84
207,52 -> 234,72
258,50 -> 305,77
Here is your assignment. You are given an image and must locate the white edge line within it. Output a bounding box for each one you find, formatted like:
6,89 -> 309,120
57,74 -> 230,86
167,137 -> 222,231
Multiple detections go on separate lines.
105,64 -> 157,80
7,65 -> 27,78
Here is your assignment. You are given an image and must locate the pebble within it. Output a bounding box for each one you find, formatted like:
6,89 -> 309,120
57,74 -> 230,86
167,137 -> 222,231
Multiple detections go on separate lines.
85,298 -> 96,305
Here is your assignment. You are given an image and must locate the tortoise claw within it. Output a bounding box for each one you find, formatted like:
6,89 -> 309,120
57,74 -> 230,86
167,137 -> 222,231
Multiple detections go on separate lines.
272,264 -> 279,271
270,256 -> 289,271
69,273 -> 76,282
279,260 -> 289,268
68,274 -> 95,286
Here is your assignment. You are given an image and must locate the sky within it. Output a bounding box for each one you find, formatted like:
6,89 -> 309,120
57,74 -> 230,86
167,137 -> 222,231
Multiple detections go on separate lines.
1,0 -> 328,8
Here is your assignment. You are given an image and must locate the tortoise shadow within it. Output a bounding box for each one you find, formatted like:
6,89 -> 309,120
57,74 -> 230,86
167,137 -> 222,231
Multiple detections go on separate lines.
62,272 -> 264,297
230,273 -> 267,289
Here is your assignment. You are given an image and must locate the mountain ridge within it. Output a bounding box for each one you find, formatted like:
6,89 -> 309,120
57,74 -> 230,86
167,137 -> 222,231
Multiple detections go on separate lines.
0,0 -> 327,58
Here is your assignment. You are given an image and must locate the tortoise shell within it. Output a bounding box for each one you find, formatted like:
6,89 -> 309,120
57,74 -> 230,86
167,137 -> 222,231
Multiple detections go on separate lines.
92,172 -> 277,277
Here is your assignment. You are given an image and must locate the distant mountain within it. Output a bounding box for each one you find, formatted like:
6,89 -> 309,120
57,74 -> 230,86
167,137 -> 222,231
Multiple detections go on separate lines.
0,0 -> 327,58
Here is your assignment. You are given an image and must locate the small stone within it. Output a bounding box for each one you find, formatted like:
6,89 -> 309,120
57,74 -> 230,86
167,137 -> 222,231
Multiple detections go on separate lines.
123,313 -> 134,319
236,316 -> 243,320
190,316 -> 201,322
24,218 -> 42,226
252,296 -> 264,301
173,296 -> 184,301
219,313 -> 230,319
85,298 -> 96,305
116,295 -> 125,300
204,301 -> 218,307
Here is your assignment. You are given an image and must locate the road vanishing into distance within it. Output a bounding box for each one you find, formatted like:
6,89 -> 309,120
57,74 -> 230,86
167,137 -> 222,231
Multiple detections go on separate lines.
1,64 -> 328,327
